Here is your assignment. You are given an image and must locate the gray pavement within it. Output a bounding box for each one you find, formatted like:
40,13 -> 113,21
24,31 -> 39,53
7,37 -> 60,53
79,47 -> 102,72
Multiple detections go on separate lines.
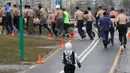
21,31 -> 120,73
22,39 -> 94,73
114,39 -> 130,73
76,39 -> 119,73
21,27 -> 97,73
113,28 -> 130,73
0,65 -> 30,73
0,27 -> 122,73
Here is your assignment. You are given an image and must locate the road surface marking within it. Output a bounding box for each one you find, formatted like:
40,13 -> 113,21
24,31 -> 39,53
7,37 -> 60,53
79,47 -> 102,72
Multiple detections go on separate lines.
80,40 -> 99,62
109,47 -> 122,73
59,40 -> 99,73
29,65 -> 36,69
78,39 -> 97,58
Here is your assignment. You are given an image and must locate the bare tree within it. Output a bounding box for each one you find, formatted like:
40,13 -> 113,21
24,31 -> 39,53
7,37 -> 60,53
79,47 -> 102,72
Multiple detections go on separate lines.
102,0 -> 114,9
123,0 -> 130,8
122,0 -> 130,15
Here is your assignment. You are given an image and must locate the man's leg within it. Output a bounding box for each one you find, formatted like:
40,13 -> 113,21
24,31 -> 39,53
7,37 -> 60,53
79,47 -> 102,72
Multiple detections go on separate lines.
89,21 -> 94,38
118,29 -> 123,45
77,20 -> 85,39
56,19 -> 60,36
105,31 -> 109,44
52,24 -> 57,36
59,19 -> 64,37
96,18 -> 101,38
104,31 -> 109,48
123,27 -> 127,47
87,29 -> 93,39
28,17 -> 34,34
8,15 -> 13,32
16,16 -> 20,31
64,24 -> 69,37
101,30 -> 108,48
109,28 -> 115,45
0,25 -> 2,34
5,16 -> 11,34
64,24 -> 67,35
123,32 -> 127,46
39,25 -> 42,35
98,26 -> 101,38
86,21 -> 93,40
43,24 -> 51,34
13,16 -> 19,33
78,26 -> 85,39
2,17 -> 5,34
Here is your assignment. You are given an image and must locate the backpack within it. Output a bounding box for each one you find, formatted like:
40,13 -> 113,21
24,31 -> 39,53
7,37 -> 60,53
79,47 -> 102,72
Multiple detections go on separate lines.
63,51 -> 75,65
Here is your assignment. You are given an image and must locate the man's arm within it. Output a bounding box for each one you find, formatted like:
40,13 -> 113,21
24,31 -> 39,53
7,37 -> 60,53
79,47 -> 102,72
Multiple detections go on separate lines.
96,11 -> 99,18
116,16 -> 119,22
63,11 -> 66,18
92,14 -> 95,22
126,16 -> 129,23
74,12 -> 77,21
82,12 -> 84,19
114,19 -> 118,27
98,18 -> 101,25
40,9 -> 44,16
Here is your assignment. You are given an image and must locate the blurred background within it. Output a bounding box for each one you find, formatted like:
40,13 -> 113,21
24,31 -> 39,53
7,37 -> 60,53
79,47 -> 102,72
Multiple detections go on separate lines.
0,0 -> 130,17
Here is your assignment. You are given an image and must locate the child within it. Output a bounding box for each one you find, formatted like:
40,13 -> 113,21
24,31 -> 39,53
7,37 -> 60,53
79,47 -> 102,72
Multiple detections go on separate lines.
62,42 -> 81,73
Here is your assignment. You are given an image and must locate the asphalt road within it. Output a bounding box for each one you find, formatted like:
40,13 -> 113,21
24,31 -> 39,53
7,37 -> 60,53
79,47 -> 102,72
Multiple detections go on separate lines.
22,28 -> 120,73
76,39 -> 119,73
22,39 -> 94,73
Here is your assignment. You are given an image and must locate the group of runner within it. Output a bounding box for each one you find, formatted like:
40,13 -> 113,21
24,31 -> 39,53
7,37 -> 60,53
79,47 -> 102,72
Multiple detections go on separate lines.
75,6 -> 129,48
62,6 -> 129,73
0,2 -> 129,49
95,6 -> 129,49
0,2 -> 129,73
0,3 -> 71,38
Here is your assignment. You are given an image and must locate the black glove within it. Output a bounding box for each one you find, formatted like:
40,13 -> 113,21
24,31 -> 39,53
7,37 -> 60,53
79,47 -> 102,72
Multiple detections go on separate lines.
77,63 -> 81,68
